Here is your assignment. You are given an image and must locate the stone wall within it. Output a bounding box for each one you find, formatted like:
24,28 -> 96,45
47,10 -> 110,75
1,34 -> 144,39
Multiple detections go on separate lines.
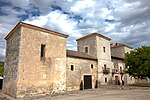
15,26 -> 67,98
111,47 -> 124,58
111,58 -> 135,85
96,36 -> 112,85
77,34 -> 112,85
111,46 -> 132,58
66,57 -> 97,91
111,59 -> 125,84
3,28 -> 21,98
77,35 -> 97,58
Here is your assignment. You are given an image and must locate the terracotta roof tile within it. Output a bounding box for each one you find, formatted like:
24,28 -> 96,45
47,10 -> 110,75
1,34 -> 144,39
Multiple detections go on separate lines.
111,56 -> 124,60
67,50 -> 97,60
111,43 -> 132,49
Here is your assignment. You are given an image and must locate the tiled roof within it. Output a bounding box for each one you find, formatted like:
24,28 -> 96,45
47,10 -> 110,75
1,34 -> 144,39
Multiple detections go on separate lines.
111,56 -> 124,61
67,50 -> 97,60
111,43 -> 132,49
76,33 -> 111,41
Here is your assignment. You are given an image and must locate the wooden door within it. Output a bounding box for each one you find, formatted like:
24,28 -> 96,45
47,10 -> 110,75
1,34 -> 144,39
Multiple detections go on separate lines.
84,75 -> 92,89
115,76 -> 119,85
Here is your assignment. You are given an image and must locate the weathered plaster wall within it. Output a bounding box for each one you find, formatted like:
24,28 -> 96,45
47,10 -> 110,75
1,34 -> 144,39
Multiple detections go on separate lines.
3,29 -> 21,98
16,26 -> 67,98
66,57 -> 97,91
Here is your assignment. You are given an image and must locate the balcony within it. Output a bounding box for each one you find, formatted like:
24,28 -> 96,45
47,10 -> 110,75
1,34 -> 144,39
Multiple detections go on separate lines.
103,68 -> 110,74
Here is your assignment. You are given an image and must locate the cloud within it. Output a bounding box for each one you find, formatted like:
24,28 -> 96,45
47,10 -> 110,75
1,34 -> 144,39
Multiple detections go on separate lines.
0,0 -> 150,60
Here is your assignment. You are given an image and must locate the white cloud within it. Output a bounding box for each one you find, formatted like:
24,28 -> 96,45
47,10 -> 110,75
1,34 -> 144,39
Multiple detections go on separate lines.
71,0 -> 95,13
0,0 -> 150,60
24,16 -> 48,27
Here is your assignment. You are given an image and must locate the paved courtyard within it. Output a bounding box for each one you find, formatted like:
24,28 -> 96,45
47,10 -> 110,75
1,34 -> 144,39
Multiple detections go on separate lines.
0,88 -> 150,100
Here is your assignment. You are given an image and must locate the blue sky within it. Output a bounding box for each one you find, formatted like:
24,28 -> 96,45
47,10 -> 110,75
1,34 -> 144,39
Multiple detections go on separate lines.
0,0 -> 150,61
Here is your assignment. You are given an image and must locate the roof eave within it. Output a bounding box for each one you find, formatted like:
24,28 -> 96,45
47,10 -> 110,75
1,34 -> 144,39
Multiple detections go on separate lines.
67,55 -> 98,61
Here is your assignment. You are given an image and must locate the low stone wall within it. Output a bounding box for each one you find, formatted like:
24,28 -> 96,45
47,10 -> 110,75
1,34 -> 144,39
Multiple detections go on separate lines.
135,78 -> 150,83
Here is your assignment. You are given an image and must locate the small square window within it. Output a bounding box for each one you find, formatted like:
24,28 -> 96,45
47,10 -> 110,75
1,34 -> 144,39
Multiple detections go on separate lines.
71,65 -> 74,71
85,47 -> 88,53
103,47 -> 106,52
91,64 -> 93,69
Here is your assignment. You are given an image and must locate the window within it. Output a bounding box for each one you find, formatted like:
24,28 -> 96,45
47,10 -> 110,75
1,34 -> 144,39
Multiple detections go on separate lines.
103,47 -> 106,52
120,67 -> 122,70
71,65 -> 74,71
85,47 -> 88,53
40,44 -> 46,60
104,64 -> 106,69
91,64 -> 93,69
105,78 -> 107,82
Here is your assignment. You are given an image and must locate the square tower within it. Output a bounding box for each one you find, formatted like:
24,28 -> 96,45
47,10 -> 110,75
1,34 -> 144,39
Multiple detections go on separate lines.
77,33 -> 112,85
3,22 -> 68,98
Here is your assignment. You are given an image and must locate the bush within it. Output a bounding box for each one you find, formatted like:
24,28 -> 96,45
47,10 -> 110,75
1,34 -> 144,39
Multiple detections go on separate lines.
0,64 -> 4,76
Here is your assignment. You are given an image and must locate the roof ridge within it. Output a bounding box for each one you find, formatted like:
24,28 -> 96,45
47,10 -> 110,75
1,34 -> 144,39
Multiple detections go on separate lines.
76,33 -> 111,41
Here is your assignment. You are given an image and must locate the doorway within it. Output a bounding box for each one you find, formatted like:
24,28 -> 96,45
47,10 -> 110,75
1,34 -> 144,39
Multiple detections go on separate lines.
84,75 -> 92,89
115,76 -> 119,85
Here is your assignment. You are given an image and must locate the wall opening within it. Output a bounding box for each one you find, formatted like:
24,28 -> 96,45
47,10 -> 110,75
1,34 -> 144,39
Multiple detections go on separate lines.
84,75 -> 92,89
40,44 -> 46,60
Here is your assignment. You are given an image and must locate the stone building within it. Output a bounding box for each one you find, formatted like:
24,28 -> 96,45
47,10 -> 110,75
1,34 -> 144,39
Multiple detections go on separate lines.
3,22 -> 135,98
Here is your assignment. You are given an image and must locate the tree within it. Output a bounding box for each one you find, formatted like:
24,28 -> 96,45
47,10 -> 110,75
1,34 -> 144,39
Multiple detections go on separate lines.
125,46 -> 150,79
0,64 -> 4,76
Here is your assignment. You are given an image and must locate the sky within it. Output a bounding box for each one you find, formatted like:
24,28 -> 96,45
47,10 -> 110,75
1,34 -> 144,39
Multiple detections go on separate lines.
0,0 -> 150,61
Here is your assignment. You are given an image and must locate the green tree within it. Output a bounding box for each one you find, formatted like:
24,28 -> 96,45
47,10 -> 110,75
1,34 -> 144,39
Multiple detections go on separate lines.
125,46 -> 150,79
0,64 -> 4,76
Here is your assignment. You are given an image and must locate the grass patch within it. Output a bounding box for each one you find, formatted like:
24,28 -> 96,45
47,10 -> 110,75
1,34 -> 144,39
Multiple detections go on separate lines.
130,83 -> 150,87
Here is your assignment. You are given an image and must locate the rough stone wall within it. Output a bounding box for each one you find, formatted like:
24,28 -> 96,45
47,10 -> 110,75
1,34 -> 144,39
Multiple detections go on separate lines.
3,29 -> 21,98
111,59 -> 135,85
111,59 -> 125,84
16,26 -> 67,98
124,46 -> 132,54
112,59 -> 125,73
77,35 -> 97,58
125,74 -> 135,84
66,57 -> 97,91
111,47 -> 124,58
135,78 -> 150,83
111,46 -> 132,58
77,35 -> 112,85
96,36 -> 112,85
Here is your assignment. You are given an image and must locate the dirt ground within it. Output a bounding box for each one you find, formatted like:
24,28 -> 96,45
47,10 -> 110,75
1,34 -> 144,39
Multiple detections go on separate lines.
0,88 -> 150,100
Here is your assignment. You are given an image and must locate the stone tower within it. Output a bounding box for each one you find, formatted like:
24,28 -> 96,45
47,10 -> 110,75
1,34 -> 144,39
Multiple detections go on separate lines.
3,22 -> 68,98
76,33 -> 112,85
